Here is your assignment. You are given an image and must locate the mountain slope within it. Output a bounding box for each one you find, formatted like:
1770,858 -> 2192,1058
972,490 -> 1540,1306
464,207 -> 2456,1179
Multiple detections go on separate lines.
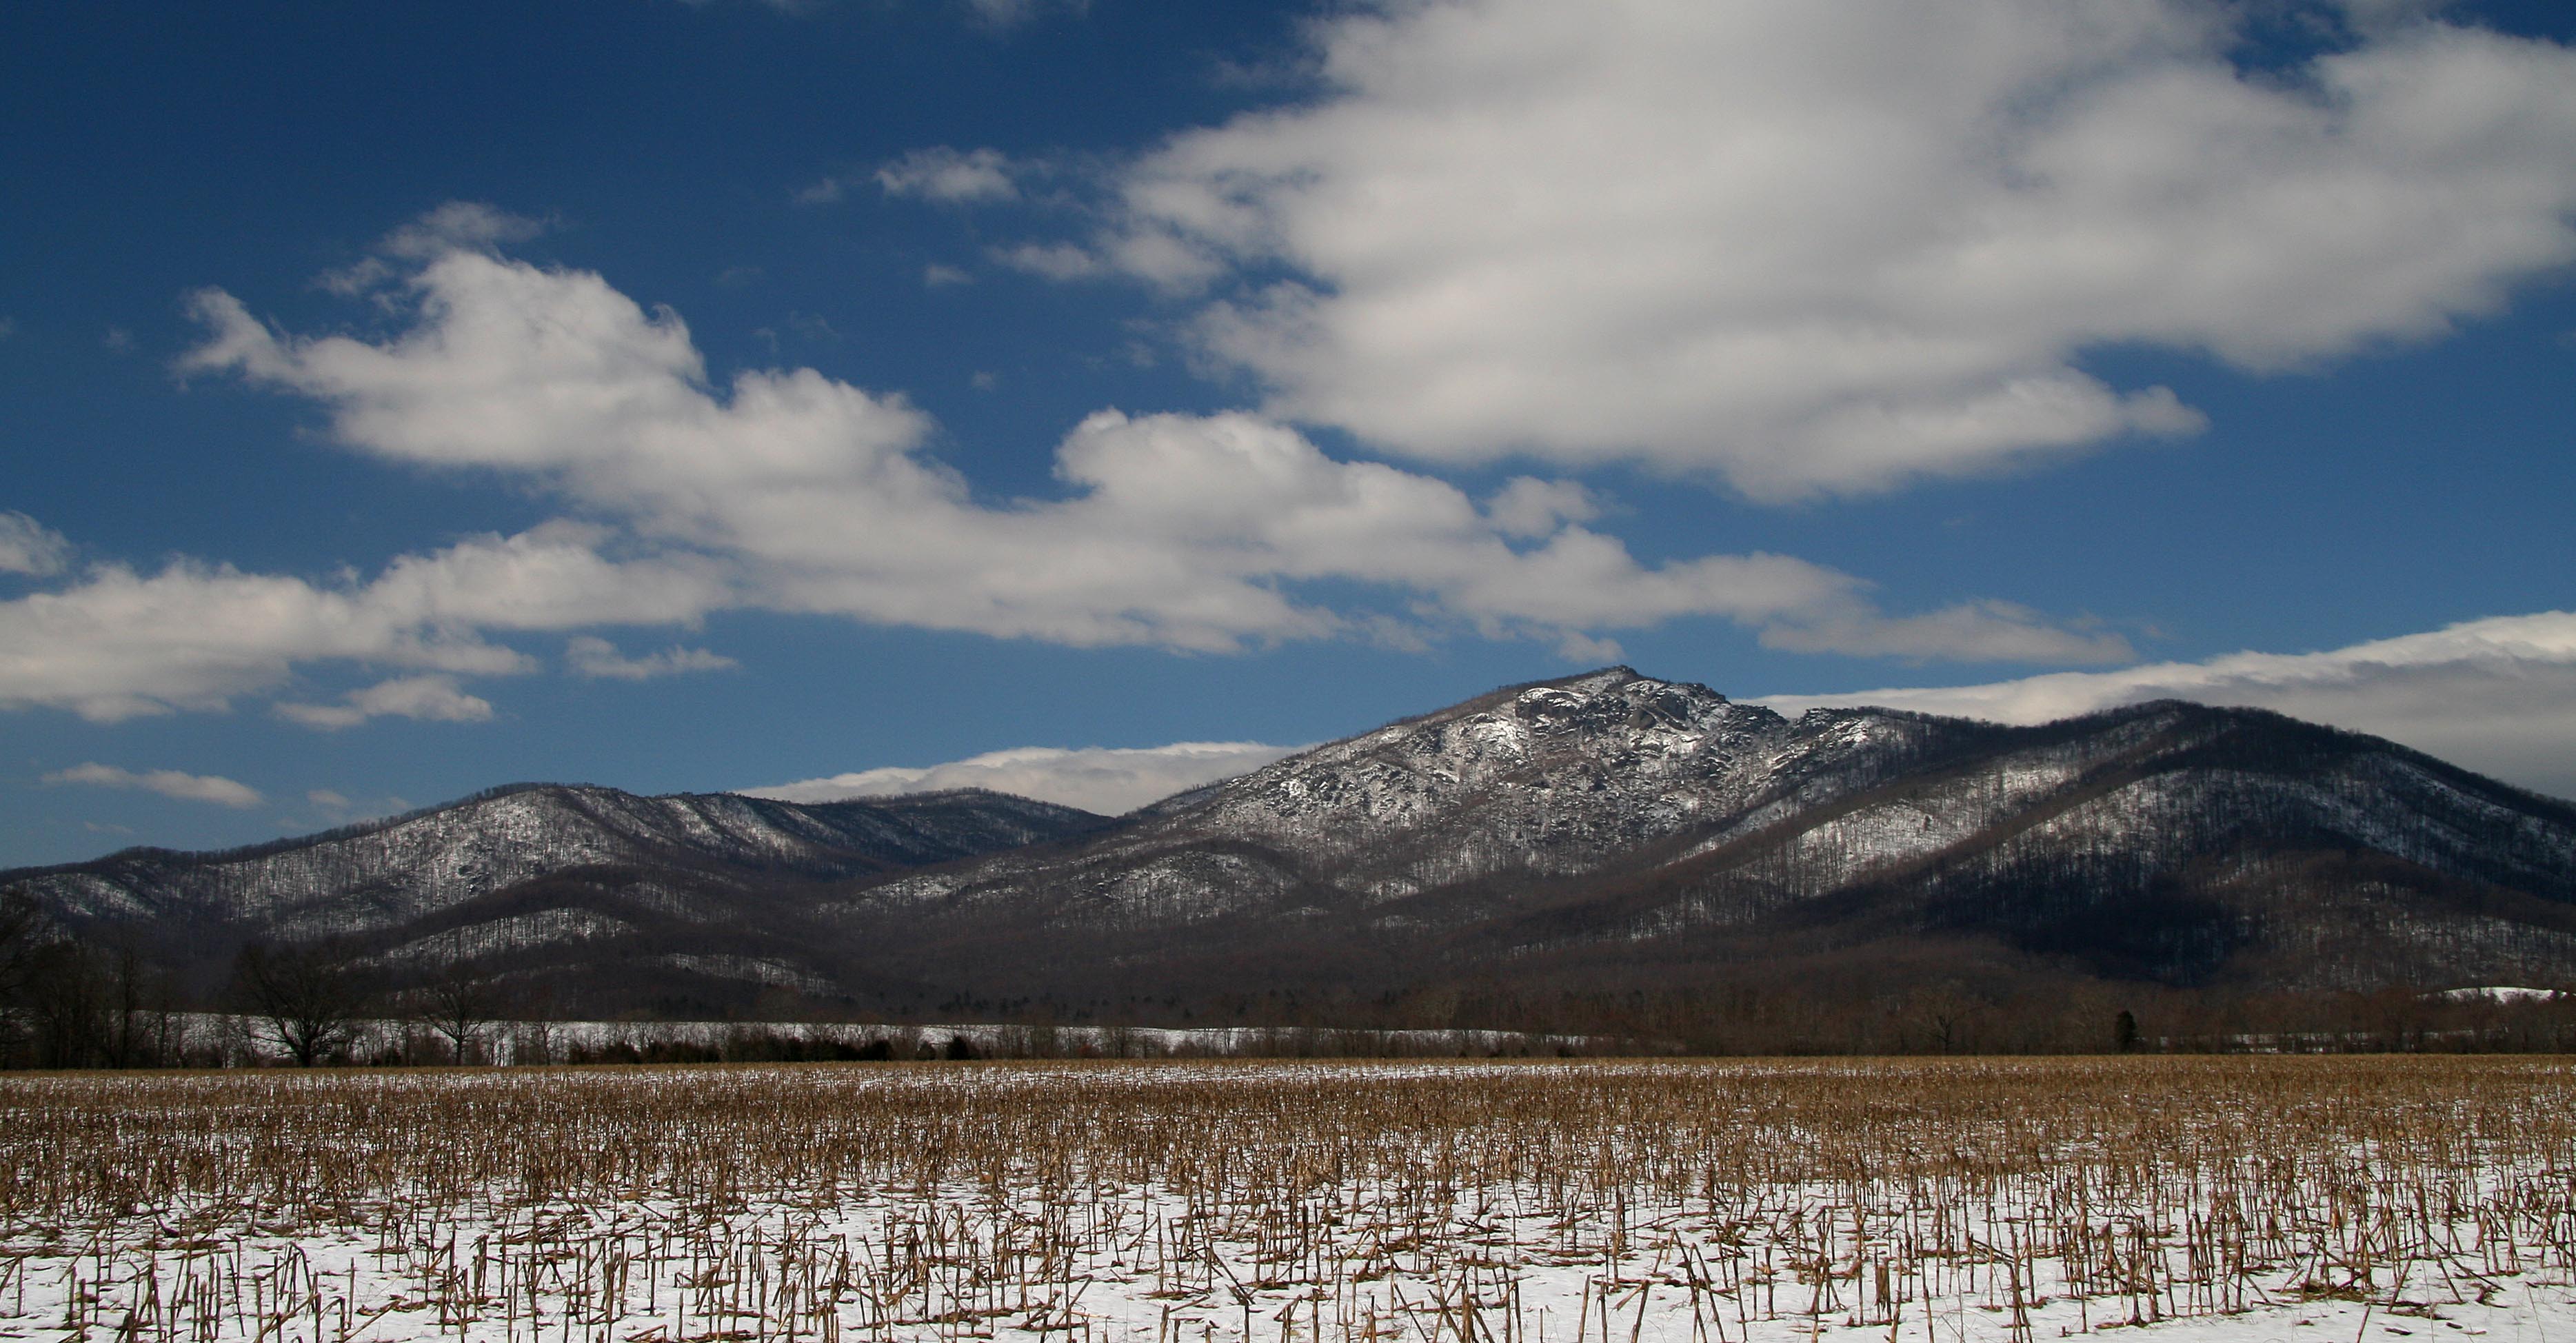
14,668 -> 2575,1022
820,669 -> 2576,1004
3,784 -> 1107,1010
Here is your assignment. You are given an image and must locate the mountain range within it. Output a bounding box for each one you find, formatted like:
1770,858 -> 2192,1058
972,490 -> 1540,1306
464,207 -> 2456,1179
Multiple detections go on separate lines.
10,667 -> 2575,1028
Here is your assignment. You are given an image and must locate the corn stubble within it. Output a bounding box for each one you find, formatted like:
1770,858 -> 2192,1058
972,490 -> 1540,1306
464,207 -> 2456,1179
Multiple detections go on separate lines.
3,1058 -> 2572,1343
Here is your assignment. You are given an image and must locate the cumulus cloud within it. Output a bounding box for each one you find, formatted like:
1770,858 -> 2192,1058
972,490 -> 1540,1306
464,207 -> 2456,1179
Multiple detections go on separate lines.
0,523 -> 725,720
1753,612 -> 2576,801
163,234 -> 2115,669
1484,478 -> 1598,541
276,674 -> 496,730
0,199 -> 2177,726
42,763 -> 263,808
0,512 -> 70,576
1091,0 -> 2576,497
565,636 -> 739,680
748,740 -> 1298,816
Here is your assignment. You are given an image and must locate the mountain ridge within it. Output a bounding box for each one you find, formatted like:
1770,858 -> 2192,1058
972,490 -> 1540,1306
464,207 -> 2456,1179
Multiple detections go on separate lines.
10,667 -> 2575,1023
3,782 -> 1111,1009
808,669 -> 2576,1007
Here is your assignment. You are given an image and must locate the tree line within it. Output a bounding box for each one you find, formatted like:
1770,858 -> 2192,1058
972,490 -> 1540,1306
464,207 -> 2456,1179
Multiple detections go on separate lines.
8,885 -> 2575,1068
0,890 -> 514,1069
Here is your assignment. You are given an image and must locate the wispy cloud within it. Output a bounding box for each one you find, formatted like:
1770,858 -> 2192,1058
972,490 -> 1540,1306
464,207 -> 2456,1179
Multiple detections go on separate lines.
959,0 -> 1088,32
679,0 -> 1086,28
874,146 -> 1020,203
991,242 -> 1102,281
0,512 -> 70,576
276,674 -> 496,730
1753,612 -> 2576,801
803,146 -> 1024,207
748,740 -> 1299,816
323,201 -> 550,296
565,636 -> 738,680
42,763 -> 264,808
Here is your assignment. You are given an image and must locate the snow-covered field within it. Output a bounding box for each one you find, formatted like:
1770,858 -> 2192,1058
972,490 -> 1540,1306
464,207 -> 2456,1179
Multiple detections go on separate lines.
3,1058 -> 2570,1343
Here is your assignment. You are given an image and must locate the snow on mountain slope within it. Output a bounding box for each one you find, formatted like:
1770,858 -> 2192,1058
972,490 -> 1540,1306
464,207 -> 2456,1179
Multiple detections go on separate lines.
826,667 -> 2576,993
3,783 -> 1107,943
16,667 -> 2576,1009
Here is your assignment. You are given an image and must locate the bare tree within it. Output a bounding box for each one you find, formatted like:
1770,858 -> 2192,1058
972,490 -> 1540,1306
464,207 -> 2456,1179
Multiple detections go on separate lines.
413,956 -> 500,1065
25,939 -> 109,1069
233,941 -> 367,1066
0,892 -> 45,1067
0,891 -> 39,1023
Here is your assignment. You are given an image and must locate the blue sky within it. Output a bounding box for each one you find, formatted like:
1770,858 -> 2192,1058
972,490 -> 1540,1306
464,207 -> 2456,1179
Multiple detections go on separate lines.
5,0 -> 2575,866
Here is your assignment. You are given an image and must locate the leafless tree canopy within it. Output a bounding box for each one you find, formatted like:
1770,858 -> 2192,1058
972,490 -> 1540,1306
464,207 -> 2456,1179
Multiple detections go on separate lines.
412,952 -> 501,1064
232,941 -> 368,1067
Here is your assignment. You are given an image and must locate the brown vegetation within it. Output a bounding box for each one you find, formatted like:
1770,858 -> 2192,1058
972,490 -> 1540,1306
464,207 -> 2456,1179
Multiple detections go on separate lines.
1,1057 -> 2573,1343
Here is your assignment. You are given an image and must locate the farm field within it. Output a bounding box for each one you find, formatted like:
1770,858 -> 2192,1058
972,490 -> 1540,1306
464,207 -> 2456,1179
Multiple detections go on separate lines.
3,1058 -> 2573,1343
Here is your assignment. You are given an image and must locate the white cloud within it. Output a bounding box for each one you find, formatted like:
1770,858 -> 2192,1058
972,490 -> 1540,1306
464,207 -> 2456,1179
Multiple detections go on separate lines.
325,203 -> 549,295
381,202 -> 547,259
303,789 -> 407,824
1752,611 -> 2576,801
875,146 -> 1021,203
1759,601 -> 2133,665
42,763 -> 263,808
164,234 -> 2115,669
0,512 -> 70,576
792,176 -> 854,206
961,0 -> 1087,31
1484,478 -> 1598,541
681,0 -> 1082,23
992,241 -> 1103,281
1098,0 -> 2576,497
276,674 -> 496,730
565,636 -> 739,680
923,263 -> 975,287
0,524 -> 722,721
748,740 -> 1298,816
2331,0 -> 2456,34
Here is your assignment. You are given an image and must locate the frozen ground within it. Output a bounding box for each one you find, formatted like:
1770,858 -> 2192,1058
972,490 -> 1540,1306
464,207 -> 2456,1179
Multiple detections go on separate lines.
2,1059 -> 2569,1343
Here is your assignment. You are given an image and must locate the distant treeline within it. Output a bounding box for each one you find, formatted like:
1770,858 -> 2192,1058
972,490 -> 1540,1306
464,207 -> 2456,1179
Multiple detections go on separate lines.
7,889 -> 2573,1068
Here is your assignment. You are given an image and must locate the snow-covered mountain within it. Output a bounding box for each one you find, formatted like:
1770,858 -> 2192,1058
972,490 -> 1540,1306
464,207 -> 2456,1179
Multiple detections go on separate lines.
2,785 -> 1106,1008
827,668 -> 2576,1003
12,668 -> 2575,1018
